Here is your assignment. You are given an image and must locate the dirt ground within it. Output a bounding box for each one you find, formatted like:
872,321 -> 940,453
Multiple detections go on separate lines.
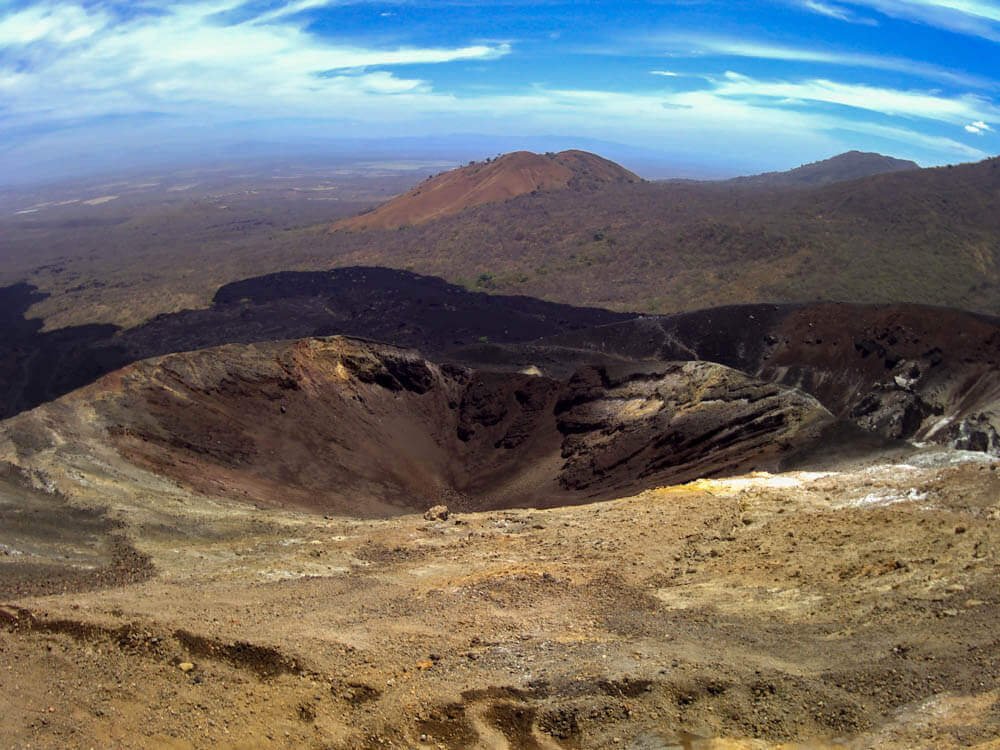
2,447 -> 998,749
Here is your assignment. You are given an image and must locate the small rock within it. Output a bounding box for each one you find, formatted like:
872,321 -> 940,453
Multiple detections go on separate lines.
178,662 -> 195,673
423,504 -> 450,521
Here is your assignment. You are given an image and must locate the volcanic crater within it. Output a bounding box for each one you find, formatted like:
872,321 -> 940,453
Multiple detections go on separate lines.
2,269 -> 998,520
15,336 -> 831,517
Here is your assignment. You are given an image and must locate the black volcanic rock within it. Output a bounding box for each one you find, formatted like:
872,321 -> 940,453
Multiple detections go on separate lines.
0,268 -> 632,419
0,283 -> 123,418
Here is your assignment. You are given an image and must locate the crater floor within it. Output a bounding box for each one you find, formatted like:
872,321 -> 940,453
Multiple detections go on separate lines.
1,441 -> 998,748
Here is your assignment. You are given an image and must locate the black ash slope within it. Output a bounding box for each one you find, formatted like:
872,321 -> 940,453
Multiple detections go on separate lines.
0,267 -> 633,419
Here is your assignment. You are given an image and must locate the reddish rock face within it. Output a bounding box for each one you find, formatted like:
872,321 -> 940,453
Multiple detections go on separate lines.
331,150 -> 640,231
3,263 -> 997,468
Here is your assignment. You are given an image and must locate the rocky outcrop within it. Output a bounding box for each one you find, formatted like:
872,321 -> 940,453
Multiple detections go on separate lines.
943,414 -> 1000,454
553,362 -> 831,492
474,303 -> 1000,454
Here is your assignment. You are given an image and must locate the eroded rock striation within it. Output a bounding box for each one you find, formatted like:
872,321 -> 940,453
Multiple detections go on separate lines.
459,303 -> 1000,455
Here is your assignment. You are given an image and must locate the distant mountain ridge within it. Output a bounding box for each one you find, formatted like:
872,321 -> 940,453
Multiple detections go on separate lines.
8,149 -> 998,340
728,150 -> 920,188
316,154 -> 1000,318
332,149 -> 640,231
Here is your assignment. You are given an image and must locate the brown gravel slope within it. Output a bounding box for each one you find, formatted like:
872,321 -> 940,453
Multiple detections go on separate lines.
0,453 -> 997,749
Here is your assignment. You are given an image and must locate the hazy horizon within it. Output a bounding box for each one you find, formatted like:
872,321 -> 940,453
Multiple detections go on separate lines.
2,0 -> 999,185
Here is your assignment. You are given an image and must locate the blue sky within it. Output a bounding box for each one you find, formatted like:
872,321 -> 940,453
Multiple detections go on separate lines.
1,0 -> 998,180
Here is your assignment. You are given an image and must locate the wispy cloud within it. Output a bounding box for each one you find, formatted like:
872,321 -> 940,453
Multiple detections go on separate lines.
0,1 -> 510,127
870,0 -> 1000,23
649,34 -> 994,89
799,0 -> 879,25
0,3 -> 108,45
715,71 -> 1000,125
0,0 -> 994,177
538,84 -> 987,160
251,1 -> 339,24
837,0 -> 1000,40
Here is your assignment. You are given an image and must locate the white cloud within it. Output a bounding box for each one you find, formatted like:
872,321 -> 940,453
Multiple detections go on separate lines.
838,0 -> 1000,40
800,0 -> 878,25
252,1 -> 337,24
713,75 -> 1000,124
883,0 -> 1000,23
965,119 -> 994,133
0,1 -> 510,128
804,0 -> 853,20
0,3 -> 109,46
0,0 -> 993,173
650,70 -> 679,77
532,84 -> 986,160
649,34 -> 993,88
